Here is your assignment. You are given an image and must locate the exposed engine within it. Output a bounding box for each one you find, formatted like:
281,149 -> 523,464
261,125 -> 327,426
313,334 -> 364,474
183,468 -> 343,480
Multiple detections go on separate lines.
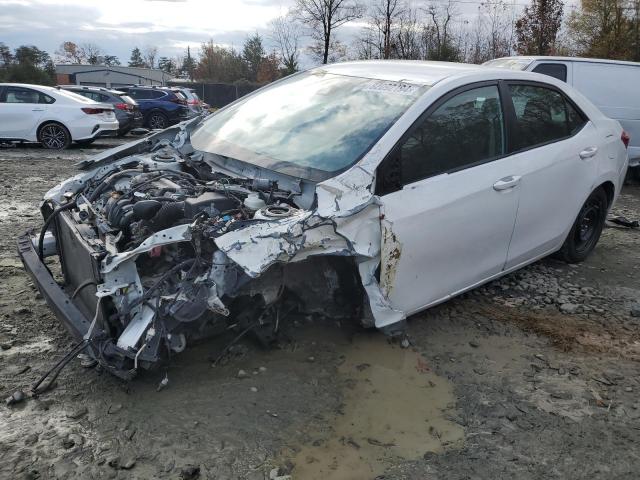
48,143 -> 363,377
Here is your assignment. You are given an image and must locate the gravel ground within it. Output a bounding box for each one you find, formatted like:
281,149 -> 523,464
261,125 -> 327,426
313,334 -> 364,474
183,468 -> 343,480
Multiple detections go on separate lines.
0,139 -> 639,479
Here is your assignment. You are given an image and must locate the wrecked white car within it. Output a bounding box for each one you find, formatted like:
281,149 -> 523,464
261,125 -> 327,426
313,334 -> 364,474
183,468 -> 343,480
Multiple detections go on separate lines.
19,61 -> 628,378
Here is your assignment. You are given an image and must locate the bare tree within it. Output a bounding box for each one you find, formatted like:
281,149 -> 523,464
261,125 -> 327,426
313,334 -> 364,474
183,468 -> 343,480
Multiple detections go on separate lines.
357,0 -> 405,59
480,0 -> 513,60
375,0 -> 405,58
143,46 -> 158,69
467,13 -> 490,63
354,23 -> 382,59
80,43 -> 103,65
269,14 -> 303,74
392,7 -> 422,59
423,1 -> 460,61
295,0 -> 365,64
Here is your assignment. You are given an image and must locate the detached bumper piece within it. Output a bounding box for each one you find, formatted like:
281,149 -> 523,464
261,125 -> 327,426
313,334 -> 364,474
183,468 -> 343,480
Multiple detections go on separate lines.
17,231 -> 146,380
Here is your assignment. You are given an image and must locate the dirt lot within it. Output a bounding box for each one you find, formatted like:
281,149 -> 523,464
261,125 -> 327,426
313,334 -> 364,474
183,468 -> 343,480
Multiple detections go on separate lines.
1,139 -> 639,480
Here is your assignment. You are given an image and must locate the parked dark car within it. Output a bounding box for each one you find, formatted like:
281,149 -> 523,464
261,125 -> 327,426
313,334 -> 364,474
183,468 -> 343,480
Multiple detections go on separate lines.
118,86 -> 189,129
58,85 -> 143,136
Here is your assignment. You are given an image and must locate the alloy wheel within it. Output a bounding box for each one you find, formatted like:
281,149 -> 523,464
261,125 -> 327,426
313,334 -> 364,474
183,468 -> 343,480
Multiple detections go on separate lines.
40,124 -> 67,149
149,114 -> 167,129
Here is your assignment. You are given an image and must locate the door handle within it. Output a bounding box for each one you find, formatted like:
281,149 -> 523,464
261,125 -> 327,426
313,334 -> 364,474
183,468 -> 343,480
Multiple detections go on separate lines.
579,146 -> 598,159
493,175 -> 521,191
31,108 -> 45,112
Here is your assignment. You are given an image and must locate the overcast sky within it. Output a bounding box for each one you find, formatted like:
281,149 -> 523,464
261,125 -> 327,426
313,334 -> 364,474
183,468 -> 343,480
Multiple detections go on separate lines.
0,0 -> 301,62
0,0 -> 534,65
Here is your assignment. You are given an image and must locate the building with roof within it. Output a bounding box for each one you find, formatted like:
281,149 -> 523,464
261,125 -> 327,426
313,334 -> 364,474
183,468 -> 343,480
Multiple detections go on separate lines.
55,64 -> 173,88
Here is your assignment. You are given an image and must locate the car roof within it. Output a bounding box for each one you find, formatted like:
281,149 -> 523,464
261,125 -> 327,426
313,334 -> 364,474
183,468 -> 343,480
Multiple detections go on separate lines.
318,60 -> 496,86
0,83 -> 61,92
58,85 -> 125,95
491,55 -> 640,67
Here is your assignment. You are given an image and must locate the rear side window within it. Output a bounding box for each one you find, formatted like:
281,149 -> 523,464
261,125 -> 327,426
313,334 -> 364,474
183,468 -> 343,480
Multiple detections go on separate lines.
532,63 -> 567,82
1,86 -> 53,104
75,91 -> 103,102
151,90 -> 167,99
129,89 -> 152,100
396,85 -> 505,186
508,84 -> 586,151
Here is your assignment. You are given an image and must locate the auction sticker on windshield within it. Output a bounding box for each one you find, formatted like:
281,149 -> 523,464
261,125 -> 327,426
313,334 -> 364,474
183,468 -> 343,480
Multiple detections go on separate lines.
362,80 -> 421,96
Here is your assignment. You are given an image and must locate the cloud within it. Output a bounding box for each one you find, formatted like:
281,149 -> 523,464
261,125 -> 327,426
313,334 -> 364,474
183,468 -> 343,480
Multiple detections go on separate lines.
0,0 -> 294,62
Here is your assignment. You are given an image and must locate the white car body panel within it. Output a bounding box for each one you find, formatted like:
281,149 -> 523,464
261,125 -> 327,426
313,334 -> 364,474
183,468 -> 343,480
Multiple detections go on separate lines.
0,83 -> 118,143
379,158 -> 520,315
201,63 -> 628,327
503,121 -> 600,268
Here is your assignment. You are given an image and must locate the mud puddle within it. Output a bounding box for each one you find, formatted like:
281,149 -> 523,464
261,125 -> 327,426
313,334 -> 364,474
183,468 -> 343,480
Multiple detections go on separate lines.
286,334 -> 464,479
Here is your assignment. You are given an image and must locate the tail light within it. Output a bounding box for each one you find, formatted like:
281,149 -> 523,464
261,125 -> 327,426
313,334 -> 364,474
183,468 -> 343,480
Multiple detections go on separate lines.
114,103 -> 133,111
621,130 -> 630,149
188,99 -> 200,105
170,96 -> 187,105
81,108 -> 112,114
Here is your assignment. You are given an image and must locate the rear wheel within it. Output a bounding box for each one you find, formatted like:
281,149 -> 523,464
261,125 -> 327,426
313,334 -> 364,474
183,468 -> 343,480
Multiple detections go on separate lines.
38,122 -> 71,149
557,188 -> 608,263
147,112 -> 168,130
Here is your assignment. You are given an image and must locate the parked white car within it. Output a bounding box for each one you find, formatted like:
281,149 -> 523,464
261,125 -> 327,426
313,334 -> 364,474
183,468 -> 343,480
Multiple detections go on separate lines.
484,56 -> 640,170
19,61 -> 629,377
0,83 -> 118,149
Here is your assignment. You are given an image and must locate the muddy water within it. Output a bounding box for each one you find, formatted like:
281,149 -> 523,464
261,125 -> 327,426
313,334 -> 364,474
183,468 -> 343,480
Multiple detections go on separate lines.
287,334 -> 464,479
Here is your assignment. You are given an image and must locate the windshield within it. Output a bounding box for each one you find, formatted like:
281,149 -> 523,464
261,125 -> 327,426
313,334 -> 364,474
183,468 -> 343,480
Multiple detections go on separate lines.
484,58 -> 533,70
190,71 -> 428,181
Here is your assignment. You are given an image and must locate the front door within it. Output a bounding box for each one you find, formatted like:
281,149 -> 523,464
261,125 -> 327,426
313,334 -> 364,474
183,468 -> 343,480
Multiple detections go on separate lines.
376,84 -> 520,315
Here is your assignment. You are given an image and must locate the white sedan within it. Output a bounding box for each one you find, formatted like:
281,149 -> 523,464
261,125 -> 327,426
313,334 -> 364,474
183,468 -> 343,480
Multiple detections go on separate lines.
0,83 -> 118,149
20,61 -> 629,377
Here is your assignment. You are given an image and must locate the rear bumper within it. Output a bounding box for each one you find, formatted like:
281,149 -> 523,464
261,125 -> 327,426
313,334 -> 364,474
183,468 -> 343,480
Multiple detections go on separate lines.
93,129 -> 118,139
76,123 -> 119,141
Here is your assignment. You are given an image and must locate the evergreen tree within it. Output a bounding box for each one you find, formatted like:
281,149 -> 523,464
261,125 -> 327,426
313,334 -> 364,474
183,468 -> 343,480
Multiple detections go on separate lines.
128,47 -> 145,67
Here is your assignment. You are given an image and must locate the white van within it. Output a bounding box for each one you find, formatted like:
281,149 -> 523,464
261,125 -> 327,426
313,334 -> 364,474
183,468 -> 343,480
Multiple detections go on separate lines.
484,56 -> 640,169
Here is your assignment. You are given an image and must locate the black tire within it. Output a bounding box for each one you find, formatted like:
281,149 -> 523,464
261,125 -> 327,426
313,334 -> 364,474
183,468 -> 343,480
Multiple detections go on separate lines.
38,122 -> 71,149
557,187 -> 608,263
75,138 -> 95,146
146,111 -> 168,130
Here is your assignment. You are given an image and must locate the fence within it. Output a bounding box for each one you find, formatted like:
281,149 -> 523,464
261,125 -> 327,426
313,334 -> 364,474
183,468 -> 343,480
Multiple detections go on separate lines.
168,81 -> 262,108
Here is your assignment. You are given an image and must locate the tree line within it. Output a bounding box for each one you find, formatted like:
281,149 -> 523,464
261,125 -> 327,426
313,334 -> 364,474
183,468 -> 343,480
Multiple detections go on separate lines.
2,0 -> 640,86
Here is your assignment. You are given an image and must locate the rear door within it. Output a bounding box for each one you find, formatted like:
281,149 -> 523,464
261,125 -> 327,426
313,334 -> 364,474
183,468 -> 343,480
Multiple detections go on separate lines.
503,82 -> 597,268
376,83 -> 520,314
0,86 -> 50,139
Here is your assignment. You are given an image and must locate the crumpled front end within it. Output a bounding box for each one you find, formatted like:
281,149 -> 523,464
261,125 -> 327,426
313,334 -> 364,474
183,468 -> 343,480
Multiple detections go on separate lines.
19,122 -> 405,378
